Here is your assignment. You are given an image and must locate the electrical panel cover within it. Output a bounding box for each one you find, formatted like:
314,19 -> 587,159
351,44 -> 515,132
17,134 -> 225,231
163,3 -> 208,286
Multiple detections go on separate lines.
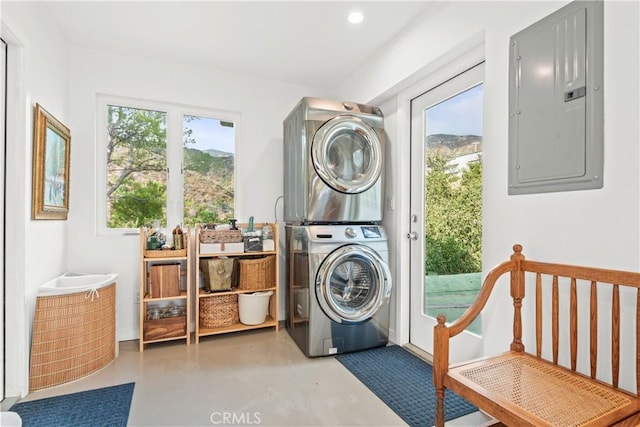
508,1 -> 603,195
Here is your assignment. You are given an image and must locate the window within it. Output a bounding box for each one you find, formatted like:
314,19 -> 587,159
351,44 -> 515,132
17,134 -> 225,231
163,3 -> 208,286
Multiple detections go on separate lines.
424,82 -> 483,334
106,105 -> 168,228
97,96 -> 237,234
182,115 -> 235,227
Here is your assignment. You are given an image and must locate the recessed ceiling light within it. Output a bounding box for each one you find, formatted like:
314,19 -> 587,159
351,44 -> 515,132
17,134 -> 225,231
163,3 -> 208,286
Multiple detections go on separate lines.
348,11 -> 364,24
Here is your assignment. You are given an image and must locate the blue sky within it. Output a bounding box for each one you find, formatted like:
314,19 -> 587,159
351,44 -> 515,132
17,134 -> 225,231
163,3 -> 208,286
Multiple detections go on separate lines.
425,83 -> 483,136
184,116 -> 235,154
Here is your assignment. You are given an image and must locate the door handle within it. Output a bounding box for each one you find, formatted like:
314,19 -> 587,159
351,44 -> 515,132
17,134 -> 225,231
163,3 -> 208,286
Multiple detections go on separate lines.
407,232 -> 418,241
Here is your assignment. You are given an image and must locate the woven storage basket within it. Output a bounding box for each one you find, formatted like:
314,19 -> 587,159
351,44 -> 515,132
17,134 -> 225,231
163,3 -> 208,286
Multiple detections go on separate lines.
238,256 -> 276,290
200,229 -> 243,244
144,248 -> 187,258
199,294 -> 239,328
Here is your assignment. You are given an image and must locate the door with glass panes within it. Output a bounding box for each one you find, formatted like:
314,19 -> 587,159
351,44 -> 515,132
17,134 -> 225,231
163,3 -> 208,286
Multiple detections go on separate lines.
408,63 -> 484,362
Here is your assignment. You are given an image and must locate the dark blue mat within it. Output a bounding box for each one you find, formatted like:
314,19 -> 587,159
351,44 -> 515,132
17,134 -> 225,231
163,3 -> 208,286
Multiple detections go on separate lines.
337,345 -> 476,427
10,382 -> 134,427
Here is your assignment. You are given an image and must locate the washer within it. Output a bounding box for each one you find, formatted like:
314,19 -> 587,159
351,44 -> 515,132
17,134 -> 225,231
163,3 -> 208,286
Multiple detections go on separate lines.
283,97 -> 385,224
285,224 -> 392,357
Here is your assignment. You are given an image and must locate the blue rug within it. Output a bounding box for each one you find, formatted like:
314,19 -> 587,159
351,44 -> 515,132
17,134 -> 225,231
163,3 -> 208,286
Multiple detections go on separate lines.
336,345 -> 476,427
10,382 -> 134,427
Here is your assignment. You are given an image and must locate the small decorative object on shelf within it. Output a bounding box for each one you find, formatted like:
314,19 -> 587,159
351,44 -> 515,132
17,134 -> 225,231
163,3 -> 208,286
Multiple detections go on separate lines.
261,223 -> 275,251
243,233 -> 263,252
194,222 -> 279,343
172,225 -> 184,250
261,223 -> 273,240
200,257 -> 235,291
149,264 -> 181,298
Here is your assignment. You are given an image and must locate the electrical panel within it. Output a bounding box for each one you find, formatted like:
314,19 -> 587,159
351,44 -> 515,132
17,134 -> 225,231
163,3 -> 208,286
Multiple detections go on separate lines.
508,0 -> 603,195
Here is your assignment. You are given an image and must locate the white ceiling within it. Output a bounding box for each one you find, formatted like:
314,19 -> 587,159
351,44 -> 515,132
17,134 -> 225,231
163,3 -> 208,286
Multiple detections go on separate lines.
44,1 -> 432,89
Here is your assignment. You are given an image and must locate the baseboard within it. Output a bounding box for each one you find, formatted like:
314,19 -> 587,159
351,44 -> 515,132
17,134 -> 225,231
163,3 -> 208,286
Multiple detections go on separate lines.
0,396 -> 20,412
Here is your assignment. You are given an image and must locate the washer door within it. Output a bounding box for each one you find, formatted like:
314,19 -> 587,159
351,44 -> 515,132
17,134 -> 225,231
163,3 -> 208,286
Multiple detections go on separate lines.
315,244 -> 391,324
311,115 -> 383,194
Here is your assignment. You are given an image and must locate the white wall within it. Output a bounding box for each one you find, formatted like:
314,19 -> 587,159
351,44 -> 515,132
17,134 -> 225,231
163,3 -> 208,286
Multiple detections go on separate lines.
66,47 -> 326,340
2,1 -> 70,396
338,0 -> 640,392
377,96 -> 401,341
3,0 -> 638,398
3,3 -> 326,394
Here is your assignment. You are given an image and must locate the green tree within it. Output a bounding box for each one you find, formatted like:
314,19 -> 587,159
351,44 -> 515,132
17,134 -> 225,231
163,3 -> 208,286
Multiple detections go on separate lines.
425,151 -> 482,274
457,159 -> 482,268
108,181 -> 165,228
107,107 -> 166,198
107,106 -> 167,227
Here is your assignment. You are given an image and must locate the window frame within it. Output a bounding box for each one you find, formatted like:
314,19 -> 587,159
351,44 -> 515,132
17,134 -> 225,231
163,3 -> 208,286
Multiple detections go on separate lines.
96,94 -> 240,235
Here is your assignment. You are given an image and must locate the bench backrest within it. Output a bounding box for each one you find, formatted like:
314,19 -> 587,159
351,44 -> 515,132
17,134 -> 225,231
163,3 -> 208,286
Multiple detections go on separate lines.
509,244 -> 640,396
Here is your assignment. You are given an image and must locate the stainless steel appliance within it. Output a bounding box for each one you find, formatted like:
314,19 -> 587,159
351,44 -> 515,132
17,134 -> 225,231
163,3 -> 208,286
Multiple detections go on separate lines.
285,224 -> 392,357
283,97 -> 385,224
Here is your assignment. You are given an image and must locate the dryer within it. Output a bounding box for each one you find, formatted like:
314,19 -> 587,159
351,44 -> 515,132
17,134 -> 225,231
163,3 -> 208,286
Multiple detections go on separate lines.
283,97 -> 385,224
285,224 -> 392,357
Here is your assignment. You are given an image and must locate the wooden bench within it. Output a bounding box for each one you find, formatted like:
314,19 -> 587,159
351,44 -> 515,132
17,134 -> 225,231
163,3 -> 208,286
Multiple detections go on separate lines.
433,245 -> 640,427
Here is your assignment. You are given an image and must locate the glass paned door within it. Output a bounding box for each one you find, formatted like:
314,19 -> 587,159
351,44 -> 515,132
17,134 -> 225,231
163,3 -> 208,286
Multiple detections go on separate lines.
0,37 -> 6,402
409,63 -> 484,362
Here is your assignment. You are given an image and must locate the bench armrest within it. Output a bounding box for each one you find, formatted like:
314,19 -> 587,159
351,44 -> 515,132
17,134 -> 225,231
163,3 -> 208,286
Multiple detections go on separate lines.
445,260 -> 518,337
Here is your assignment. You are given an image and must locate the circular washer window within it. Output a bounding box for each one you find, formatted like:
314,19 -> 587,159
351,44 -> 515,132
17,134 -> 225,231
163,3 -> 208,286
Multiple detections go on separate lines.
316,245 -> 391,324
311,116 -> 383,194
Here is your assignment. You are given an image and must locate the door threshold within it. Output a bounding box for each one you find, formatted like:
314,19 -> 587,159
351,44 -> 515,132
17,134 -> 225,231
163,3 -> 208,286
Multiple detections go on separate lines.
403,342 -> 433,364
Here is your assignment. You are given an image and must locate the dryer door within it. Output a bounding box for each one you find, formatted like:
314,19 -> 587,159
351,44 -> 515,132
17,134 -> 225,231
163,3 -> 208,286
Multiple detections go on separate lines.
315,244 -> 391,324
311,116 -> 383,194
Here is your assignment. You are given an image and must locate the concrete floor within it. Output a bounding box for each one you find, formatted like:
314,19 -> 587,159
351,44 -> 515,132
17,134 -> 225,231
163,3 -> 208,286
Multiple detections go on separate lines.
7,329 -> 493,426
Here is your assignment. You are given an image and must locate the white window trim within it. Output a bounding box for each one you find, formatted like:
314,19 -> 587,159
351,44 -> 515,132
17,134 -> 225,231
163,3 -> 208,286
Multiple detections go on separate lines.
95,94 -> 240,236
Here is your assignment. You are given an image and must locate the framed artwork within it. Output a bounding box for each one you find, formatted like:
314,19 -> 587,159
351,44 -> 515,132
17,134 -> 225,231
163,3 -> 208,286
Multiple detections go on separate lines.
32,103 -> 71,220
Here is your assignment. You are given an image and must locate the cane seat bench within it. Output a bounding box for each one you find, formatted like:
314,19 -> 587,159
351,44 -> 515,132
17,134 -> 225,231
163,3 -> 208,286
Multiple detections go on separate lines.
433,245 -> 640,427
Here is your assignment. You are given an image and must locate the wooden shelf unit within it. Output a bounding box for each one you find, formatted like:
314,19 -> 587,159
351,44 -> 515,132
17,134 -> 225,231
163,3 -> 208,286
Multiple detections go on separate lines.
195,223 -> 279,343
139,227 -> 191,351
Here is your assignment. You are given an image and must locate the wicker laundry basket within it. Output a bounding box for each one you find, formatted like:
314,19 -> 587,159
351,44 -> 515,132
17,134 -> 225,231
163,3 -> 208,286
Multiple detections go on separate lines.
238,256 -> 276,290
199,294 -> 239,328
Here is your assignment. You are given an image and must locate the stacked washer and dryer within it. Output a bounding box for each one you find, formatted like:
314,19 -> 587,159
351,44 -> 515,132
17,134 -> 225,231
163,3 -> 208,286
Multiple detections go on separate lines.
283,97 -> 392,357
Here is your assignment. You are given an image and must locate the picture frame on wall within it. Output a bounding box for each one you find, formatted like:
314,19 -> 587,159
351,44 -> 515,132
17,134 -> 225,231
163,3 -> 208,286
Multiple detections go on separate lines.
32,103 -> 71,220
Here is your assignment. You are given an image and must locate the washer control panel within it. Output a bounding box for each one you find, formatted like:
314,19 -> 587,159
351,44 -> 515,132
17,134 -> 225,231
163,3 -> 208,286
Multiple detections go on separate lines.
345,227 -> 358,238
343,226 -> 382,239
310,225 -> 385,242
361,226 -> 381,238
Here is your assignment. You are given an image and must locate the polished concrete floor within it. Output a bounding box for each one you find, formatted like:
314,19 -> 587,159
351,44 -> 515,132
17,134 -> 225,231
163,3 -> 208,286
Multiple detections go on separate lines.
9,329 -> 493,426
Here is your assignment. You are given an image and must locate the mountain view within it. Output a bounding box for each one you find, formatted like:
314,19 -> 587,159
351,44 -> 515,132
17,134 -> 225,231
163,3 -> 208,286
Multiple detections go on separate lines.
183,146 -> 234,224
427,134 -> 482,158
202,148 -> 233,158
